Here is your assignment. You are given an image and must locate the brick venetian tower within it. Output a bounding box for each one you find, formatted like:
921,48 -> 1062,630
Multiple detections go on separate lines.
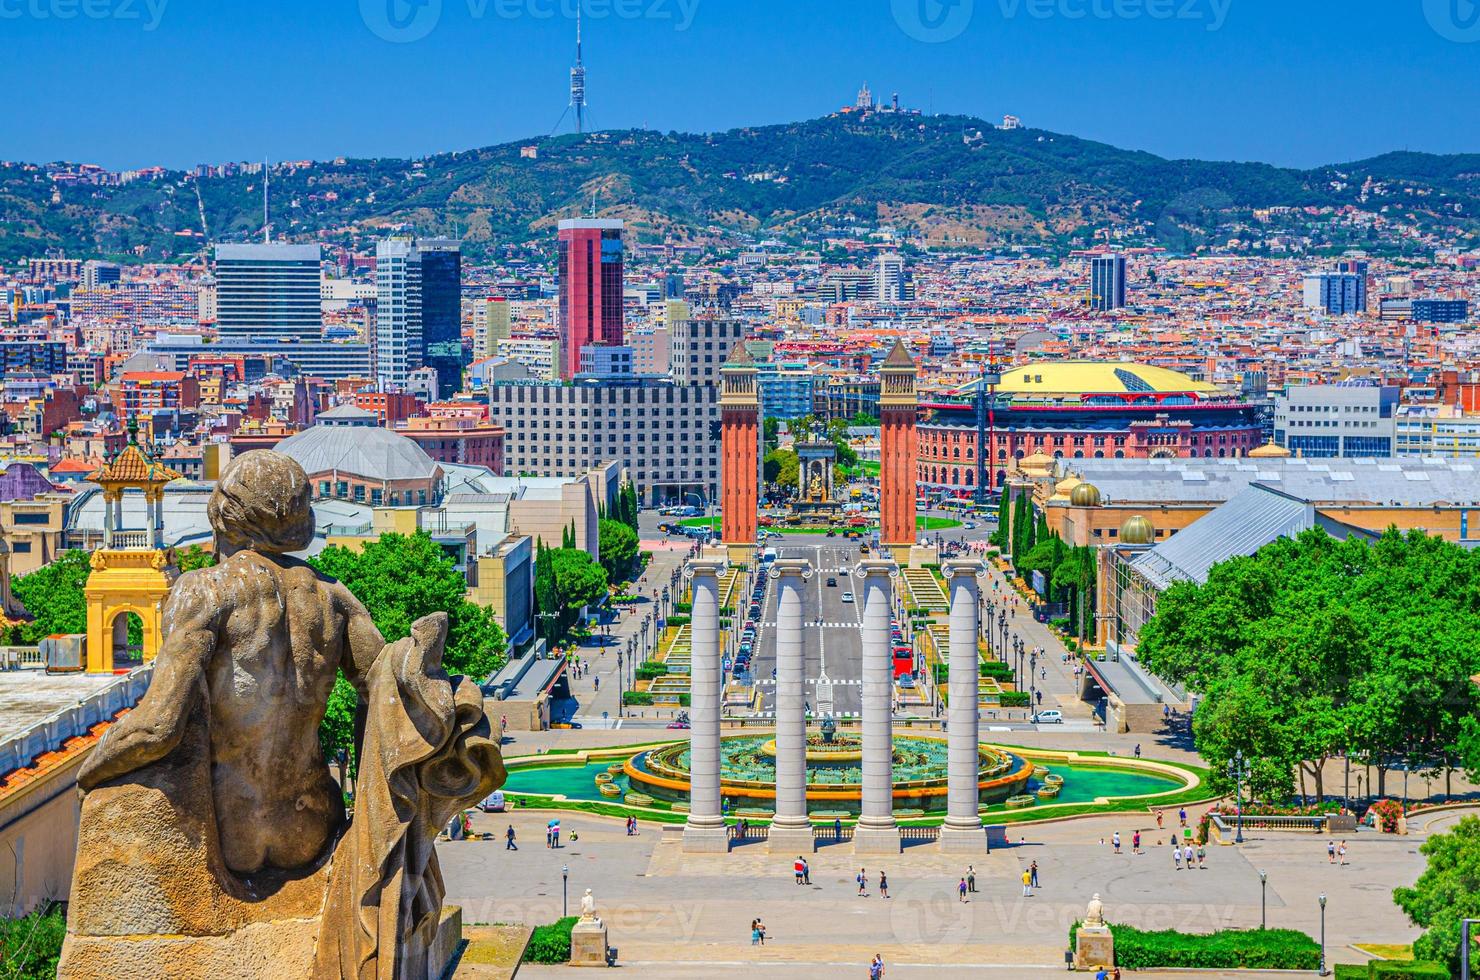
719,342 -> 760,554
879,339 -> 919,556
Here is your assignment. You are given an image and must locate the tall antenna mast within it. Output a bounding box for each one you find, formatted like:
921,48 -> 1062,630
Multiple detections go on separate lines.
569,7 -> 586,135
262,158 -> 270,243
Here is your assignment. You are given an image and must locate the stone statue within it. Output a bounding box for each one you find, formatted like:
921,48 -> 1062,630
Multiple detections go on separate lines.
59,451 -> 506,979
1085,893 -> 1106,928
810,473 -> 825,501
580,888 -> 598,921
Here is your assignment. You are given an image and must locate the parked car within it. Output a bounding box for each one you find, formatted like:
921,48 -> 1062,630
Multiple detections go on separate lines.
1034,710 -> 1064,724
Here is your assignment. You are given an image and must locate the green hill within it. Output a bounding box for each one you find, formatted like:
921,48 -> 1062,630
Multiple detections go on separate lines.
6,113 -> 1478,263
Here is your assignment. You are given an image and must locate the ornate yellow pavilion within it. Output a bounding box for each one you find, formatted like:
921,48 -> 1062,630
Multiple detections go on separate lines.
82,434 -> 182,673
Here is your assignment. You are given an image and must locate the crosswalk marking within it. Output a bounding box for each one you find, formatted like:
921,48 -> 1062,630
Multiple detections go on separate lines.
753,679 -> 862,687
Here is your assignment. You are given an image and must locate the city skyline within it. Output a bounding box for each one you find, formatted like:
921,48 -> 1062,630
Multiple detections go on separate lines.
0,0 -> 1476,171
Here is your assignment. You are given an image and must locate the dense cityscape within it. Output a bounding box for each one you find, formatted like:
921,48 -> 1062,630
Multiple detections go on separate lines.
2,5 -> 1480,979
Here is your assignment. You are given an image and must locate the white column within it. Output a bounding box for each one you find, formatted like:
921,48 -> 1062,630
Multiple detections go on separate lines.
853,558 -> 901,854
941,558 -> 987,852
768,558 -> 814,853
683,557 -> 729,852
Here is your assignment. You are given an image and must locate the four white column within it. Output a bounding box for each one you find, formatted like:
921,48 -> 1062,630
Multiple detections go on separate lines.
940,558 -> 987,852
853,558 -> 901,854
768,558 -> 815,852
682,557 -> 729,852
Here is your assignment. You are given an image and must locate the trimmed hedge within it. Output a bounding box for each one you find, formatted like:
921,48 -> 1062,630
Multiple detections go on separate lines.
623,691 -> 655,705
666,615 -> 691,627
999,691 -> 1031,707
979,661 -> 1014,680
673,601 -> 693,613
1071,923 -> 1320,971
523,916 -> 578,963
635,662 -> 669,680
1369,963 -> 1448,979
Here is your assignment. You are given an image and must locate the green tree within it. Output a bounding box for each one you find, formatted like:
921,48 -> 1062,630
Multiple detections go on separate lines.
550,548 -> 608,636
310,531 -> 508,777
10,549 -> 90,643
765,448 -> 799,490
176,544 -> 217,571
534,540 -> 558,640
598,518 -> 639,583
1139,528 -> 1480,802
1394,816 -> 1480,974
762,416 -> 782,449
0,903 -> 66,980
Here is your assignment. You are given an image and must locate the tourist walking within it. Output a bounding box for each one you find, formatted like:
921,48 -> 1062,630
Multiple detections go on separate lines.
879,872 -> 890,899
1327,840 -> 1336,864
1132,830 -> 1141,854
1173,846 -> 1183,871
835,817 -> 844,841
1030,861 -> 1040,888
870,953 -> 886,979
506,825 -> 517,850
1134,744 -> 1142,759
1184,844 -> 1196,869
751,919 -> 761,946
756,918 -> 766,945
958,877 -> 968,903
1112,831 -> 1122,854
857,868 -> 868,897
1021,868 -> 1033,897
967,866 -> 977,893
794,857 -> 806,885
1156,809 -> 1164,830
802,858 -> 811,885
1338,841 -> 1348,866
1179,807 -> 1188,827
1197,844 -> 1206,869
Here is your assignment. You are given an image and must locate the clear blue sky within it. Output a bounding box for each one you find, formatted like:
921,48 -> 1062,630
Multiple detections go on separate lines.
3,0 -> 1476,170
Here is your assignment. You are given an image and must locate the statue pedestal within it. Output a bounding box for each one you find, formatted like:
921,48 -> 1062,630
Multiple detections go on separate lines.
851,825 -> 902,855
766,824 -> 816,854
569,919 -> 609,968
1074,925 -> 1115,972
681,821 -> 730,853
938,825 -> 986,854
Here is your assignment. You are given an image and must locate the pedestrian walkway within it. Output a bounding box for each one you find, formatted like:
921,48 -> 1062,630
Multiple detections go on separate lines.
977,561 -> 1096,725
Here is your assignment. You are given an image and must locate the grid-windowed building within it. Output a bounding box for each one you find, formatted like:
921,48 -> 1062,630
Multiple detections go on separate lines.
215,243 -> 322,342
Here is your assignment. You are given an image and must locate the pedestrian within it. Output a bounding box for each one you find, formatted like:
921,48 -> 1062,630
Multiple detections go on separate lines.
1132,831 -> 1141,854
1113,831 -> 1121,854
1197,844 -> 1206,869
803,858 -> 811,885
1021,867 -> 1032,897
870,953 -> 886,980
1173,846 -> 1183,871
1156,809 -> 1164,830
794,857 -> 805,885
835,817 -> 844,841
757,918 -> 766,945
1030,860 -> 1040,888
545,826 -> 553,849
552,824 -> 560,848
879,872 -> 890,899
1327,840 -> 1336,864
857,868 -> 868,897
1338,841 -> 1348,866
506,824 -> 518,850
1184,844 -> 1195,869
967,866 -> 977,893
1134,744 -> 1142,759
751,919 -> 761,946
1179,807 -> 1188,828
958,877 -> 968,903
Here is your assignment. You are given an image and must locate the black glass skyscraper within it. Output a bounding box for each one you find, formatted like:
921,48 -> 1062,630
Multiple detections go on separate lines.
418,241 -> 462,398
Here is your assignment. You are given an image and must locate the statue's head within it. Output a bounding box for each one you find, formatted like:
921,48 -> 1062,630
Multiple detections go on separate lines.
208,450 -> 316,555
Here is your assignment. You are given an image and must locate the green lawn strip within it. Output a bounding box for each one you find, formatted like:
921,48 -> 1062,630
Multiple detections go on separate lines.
677,515 -> 963,532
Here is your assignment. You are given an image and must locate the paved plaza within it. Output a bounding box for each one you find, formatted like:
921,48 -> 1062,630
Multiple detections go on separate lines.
442,803 -> 1446,977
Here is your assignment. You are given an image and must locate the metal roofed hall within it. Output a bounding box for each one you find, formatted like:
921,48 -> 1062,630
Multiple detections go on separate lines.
1130,484 -> 1315,590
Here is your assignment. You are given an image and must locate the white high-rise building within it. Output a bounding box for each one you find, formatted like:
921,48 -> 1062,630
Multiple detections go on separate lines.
214,243 -> 322,342
875,252 -> 906,303
375,239 -> 421,390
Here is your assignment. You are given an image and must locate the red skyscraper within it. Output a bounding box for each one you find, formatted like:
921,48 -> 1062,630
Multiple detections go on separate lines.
557,218 -> 624,379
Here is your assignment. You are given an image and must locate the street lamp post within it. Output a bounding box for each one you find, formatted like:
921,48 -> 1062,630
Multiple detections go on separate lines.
1259,870 -> 1267,929
616,650 -> 624,718
1462,917 -> 1480,980
1318,894 -> 1328,976
563,864 -> 570,918
1228,750 -> 1250,844
1029,648 -> 1038,715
